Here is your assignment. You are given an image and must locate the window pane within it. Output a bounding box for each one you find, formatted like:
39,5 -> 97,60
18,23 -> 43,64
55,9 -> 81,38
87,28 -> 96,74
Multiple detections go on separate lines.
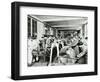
32,19 -> 35,37
34,21 -> 37,33
28,17 -> 31,38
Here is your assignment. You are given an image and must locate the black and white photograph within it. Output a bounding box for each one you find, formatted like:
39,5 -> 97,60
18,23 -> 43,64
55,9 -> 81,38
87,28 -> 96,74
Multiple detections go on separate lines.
27,15 -> 88,67
11,2 -> 97,80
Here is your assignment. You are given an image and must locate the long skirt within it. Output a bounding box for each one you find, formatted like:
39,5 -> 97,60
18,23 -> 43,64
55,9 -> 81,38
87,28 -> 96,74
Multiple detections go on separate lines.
52,47 -> 57,62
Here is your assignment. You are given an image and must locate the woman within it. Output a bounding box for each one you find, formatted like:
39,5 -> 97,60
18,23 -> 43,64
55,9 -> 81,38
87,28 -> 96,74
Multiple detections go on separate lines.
48,40 -> 59,66
76,37 -> 88,64
27,38 -> 39,66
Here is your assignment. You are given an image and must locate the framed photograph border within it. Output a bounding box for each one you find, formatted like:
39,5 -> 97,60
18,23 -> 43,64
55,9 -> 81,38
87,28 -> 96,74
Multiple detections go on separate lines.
11,1 -> 98,80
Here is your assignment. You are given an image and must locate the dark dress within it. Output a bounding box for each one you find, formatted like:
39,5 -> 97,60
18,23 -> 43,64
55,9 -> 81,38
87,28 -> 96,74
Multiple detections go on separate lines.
75,44 -> 87,64
52,46 -> 57,62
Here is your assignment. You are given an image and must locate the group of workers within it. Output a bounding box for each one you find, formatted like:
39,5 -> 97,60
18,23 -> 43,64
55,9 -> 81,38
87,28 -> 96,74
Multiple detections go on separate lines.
28,31 -> 88,66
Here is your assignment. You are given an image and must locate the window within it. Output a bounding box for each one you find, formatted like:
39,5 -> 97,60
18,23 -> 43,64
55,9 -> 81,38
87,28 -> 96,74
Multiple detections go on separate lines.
27,16 -> 37,39
32,19 -> 37,38
28,17 -> 31,38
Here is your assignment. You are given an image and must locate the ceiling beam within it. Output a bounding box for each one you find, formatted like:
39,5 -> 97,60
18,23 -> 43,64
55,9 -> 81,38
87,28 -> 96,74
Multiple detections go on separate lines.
52,24 -> 82,27
55,27 -> 82,30
42,18 -> 87,22
46,20 -> 88,26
